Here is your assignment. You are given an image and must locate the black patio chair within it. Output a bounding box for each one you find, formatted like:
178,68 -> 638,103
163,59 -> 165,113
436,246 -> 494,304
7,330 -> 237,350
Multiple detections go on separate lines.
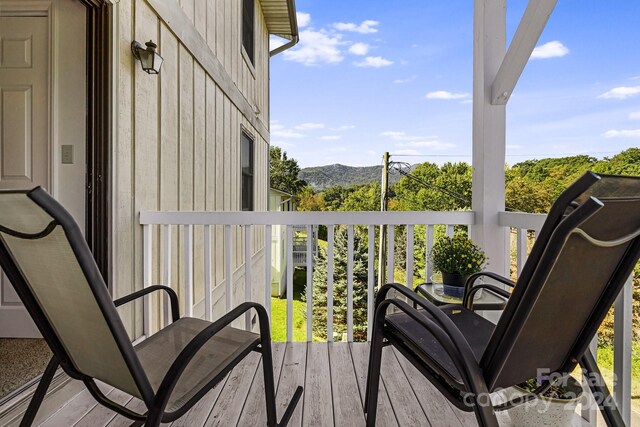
365,171 -> 640,427
0,187 -> 302,427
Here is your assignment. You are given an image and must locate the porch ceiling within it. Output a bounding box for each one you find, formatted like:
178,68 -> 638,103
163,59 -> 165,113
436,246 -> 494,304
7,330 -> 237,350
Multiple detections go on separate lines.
260,0 -> 298,39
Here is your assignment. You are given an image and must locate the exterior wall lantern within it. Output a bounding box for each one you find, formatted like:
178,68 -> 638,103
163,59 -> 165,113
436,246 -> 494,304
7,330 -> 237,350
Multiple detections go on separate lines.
131,40 -> 163,74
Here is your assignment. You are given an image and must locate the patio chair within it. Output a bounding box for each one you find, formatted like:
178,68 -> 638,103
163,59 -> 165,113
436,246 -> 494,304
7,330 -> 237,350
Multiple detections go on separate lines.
0,187 -> 303,427
365,171 -> 640,427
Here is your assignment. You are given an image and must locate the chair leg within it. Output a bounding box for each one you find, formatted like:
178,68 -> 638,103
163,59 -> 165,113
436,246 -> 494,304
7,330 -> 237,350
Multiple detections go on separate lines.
580,352 -> 626,427
364,317 -> 385,426
261,341 -> 279,427
19,357 -> 58,427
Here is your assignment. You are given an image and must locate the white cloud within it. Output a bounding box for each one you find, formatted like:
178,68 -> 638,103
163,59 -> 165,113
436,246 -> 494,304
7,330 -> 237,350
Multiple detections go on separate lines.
348,42 -> 369,56
381,131 -> 422,141
331,125 -> 355,131
295,122 -> 325,130
506,144 -> 521,149
598,86 -> 640,100
530,41 -> 569,59
328,147 -> 348,152
397,140 -> 455,150
271,124 -> 305,138
602,129 -> 640,138
269,36 -> 287,51
630,111 -> 640,120
319,135 -> 341,141
393,76 -> 416,84
426,91 -> 470,100
297,12 -> 311,28
271,141 -> 295,148
283,30 -> 343,66
355,56 -> 393,68
366,150 -> 377,156
393,149 -> 420,156
333,20 -> 379,34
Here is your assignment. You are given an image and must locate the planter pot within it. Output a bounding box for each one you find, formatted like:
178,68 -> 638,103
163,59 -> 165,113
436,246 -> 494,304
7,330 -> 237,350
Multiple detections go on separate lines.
441,272 -> 465,297
503,376 -> 583,427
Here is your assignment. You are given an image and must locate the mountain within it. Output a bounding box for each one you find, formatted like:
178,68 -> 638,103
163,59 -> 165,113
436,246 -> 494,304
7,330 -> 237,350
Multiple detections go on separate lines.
300,164 -> 403,190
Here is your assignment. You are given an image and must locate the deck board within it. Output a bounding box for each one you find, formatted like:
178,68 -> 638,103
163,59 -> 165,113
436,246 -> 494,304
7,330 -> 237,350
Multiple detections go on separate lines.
329,343 -> 365,427
274,342 -> 307,427
302,343 -> 333,426
236,342 -> 286,426
204,351 -> 261,427
14,342 -> 594,427
379,347 -> 429,426
349,343 -> 399,427
392,348 -> 466,427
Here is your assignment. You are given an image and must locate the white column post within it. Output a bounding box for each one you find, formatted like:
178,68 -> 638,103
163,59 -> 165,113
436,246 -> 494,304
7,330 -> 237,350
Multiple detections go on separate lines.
471,0 -> 508,278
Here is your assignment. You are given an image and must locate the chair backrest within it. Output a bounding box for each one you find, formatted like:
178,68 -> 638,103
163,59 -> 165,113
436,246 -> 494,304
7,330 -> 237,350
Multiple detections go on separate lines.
482,172 -> 640,390
0,188 -> 152,401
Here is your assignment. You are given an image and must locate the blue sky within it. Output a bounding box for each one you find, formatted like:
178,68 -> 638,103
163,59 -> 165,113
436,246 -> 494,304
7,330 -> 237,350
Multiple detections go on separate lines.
269,1 -> 640,168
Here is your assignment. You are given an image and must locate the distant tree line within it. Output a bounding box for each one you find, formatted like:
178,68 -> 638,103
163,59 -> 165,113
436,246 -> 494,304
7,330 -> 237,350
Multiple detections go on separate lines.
270,146 -> 640,342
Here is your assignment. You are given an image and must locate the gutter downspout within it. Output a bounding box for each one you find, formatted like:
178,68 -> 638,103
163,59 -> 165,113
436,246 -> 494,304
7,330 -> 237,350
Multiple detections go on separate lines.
269,0 -> 299,57
270,34 -> 299,57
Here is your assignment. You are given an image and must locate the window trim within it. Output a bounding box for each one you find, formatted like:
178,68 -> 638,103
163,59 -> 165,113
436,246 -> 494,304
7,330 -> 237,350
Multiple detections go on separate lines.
241,129 -> 255,211
241,0 -> 255,66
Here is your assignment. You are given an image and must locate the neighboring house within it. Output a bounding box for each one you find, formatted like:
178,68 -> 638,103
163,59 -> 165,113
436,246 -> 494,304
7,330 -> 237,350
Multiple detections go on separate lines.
0,0 -> 298,342
268,188 -> 295,297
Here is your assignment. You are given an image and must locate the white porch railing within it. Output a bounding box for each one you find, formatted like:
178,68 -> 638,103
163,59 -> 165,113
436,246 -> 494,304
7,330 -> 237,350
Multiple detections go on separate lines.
499,211 -> 634,426
139,209 -> 633,426
139,210 -> 474,343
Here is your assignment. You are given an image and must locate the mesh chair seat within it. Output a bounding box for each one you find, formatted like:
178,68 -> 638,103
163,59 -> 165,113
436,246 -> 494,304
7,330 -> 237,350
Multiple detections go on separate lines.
386,304 -> 495,385
135,317 -> 260,412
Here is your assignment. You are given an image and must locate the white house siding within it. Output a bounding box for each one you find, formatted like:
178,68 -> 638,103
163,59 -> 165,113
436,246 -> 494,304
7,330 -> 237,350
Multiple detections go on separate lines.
114,0 -> 271,337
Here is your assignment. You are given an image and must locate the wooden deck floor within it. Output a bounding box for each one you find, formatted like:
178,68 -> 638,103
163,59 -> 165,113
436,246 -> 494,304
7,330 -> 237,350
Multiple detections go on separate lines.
8,343 -> 589,427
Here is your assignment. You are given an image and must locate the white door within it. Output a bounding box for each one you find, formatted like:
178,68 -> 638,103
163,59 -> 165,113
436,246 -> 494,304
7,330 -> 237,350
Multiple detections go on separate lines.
0,0 -> 87,338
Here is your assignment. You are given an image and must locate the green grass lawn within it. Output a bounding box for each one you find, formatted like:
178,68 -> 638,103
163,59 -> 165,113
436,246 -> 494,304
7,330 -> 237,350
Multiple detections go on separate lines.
270,268 -> 308,342
597,342 -> 640,412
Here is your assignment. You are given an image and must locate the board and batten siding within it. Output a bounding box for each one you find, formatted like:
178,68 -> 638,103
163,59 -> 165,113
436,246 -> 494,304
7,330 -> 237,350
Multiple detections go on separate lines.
114,0 -> 270,337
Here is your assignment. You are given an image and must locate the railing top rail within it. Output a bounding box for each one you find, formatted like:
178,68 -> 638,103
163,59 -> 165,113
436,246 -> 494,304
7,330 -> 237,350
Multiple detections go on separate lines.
139,210 -> 475,226
498,211 -> 546,231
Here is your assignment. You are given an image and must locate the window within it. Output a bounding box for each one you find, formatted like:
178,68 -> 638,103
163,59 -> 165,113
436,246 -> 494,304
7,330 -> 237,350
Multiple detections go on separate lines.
241,131 -> 254,211
242,0 -> 255,65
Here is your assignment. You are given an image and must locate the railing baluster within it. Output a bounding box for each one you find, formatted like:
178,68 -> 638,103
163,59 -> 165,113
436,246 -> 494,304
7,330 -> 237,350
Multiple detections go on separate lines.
347,225 -> 354,342
387,225 -> 395,284
265,224 -> 272,320
516,228 -> 528,278
142,224 -> 152,337
286,225 -> 293,342
426,225 -> 434,283
184,224 -> 193,318
225,224 -> 232,312
306,225 -> 313,342
446,224 -> 454,238
244,225 -> 252,330
367,225 -> 375,341
327,224 -> 335,342
581,335 -> 598,424
204,225 -> 211,321
406,225 -> 414,289
162,224 -> 172,327
614,276 -> 633,425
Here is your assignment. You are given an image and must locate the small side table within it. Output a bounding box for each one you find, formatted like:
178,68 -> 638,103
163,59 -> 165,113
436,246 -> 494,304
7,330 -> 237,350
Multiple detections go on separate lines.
414,282 -> 508,310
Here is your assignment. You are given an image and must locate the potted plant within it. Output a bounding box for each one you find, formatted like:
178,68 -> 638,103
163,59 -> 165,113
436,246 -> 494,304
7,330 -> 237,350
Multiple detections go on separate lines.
502,375 -> 583,427
429,235 -> 487,297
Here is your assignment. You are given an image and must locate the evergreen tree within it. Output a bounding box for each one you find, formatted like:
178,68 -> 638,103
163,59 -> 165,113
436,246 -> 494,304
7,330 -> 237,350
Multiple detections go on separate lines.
308,227 -> 372,341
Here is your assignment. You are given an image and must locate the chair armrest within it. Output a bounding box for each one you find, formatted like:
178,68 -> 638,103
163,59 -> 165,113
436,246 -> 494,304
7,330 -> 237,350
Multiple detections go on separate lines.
465,271 -> 515,289
153,302 -> 268,412
113,285 -> 180,322
462,284 -> 511,310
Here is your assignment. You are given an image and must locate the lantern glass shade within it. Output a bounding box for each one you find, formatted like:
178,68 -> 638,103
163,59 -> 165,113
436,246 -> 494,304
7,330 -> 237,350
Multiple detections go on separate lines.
131,40 -> 163,74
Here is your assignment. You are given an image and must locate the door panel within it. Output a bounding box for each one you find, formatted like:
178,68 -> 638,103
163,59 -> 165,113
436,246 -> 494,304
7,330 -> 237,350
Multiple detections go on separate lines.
0,15 -> 49,337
